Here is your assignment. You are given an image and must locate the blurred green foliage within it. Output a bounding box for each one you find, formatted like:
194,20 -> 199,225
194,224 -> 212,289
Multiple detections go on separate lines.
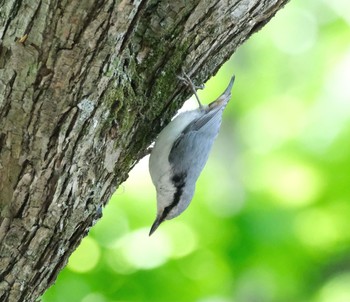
43,0 -> 350,301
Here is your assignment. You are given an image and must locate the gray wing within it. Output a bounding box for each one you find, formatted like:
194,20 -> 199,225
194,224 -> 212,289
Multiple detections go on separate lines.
168,74 -> 235,181
182,74 -> 235,134
182,105 -> 224,133
168,105 -> 225,181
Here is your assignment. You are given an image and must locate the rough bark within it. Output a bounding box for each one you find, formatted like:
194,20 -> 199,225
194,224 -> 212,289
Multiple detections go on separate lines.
0,0 -> 289,301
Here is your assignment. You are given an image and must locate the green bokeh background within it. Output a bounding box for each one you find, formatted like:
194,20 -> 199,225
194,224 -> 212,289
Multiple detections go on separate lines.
43,0 -> 350,301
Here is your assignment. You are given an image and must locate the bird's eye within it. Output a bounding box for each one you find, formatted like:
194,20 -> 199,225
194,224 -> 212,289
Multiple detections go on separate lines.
171,172 -> 186,187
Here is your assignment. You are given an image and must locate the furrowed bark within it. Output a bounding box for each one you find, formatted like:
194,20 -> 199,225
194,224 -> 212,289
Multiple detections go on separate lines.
0,0 -> 289,301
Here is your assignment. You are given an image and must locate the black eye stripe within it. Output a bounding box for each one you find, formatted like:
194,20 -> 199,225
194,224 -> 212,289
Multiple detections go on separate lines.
160,172 -> 187,220
171,172 -> 186,187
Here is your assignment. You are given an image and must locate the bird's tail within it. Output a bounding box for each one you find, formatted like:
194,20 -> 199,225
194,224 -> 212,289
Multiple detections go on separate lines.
209,75 -> 235,109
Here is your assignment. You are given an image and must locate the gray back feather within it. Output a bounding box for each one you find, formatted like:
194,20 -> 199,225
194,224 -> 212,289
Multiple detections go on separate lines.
168,75 -> 235,186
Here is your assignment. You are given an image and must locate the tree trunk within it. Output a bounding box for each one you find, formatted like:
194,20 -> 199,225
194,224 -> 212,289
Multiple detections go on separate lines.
0,0 -> 289,301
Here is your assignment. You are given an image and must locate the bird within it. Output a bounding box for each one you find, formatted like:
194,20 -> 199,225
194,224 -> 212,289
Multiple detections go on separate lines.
148,73 -> 235,235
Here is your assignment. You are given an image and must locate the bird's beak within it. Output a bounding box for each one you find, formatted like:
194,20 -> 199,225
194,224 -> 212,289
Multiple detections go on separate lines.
149,216 -> 163,236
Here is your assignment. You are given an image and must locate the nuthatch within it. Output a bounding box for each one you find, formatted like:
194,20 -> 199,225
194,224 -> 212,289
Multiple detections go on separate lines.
149,73 -> 235,235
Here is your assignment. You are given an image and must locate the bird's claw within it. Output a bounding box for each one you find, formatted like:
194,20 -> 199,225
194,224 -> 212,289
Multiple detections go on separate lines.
177,71 -> 204,107
177,72 -> 205,91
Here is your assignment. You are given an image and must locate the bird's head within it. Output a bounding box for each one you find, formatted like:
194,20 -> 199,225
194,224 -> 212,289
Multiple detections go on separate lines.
149,183 -> 195,235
